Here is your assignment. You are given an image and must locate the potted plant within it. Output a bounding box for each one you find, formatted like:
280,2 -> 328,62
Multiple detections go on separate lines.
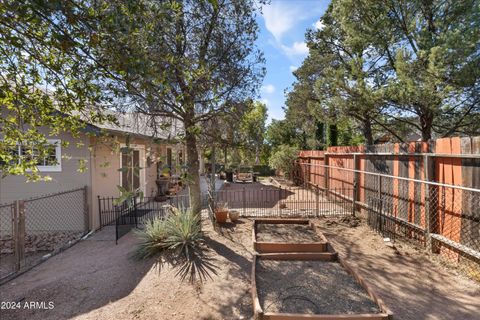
229,210 -> 240,222
214,202 -> 229,223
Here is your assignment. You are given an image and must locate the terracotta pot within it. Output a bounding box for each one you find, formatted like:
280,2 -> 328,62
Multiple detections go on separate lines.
229,210 -> 240,222
215,209 -> 229,223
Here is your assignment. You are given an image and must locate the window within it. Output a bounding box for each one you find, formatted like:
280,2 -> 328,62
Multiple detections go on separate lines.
121,147 -> 142,192
178,151 -> 183,165
3,140 -> 62,172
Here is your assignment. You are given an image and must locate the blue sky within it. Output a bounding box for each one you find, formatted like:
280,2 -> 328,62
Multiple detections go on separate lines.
256,0 -> 330,122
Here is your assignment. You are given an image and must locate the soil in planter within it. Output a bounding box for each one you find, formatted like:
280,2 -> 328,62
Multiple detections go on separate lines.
256,260 -> 380,315
256,223 -> 322,243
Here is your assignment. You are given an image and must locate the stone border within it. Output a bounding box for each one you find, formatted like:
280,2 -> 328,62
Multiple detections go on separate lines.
251,253 -> 393,320
253,219 -> 330,253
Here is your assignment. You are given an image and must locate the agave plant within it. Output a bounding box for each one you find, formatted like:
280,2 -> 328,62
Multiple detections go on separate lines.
133,206 -> 217,282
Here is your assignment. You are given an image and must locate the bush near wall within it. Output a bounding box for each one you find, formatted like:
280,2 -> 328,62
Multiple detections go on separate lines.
253,165 -> 275,176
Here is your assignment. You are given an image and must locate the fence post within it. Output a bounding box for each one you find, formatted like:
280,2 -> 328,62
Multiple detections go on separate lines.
97,195 -> 102,230
12,201 -> 18,271
278,186 -> 283,216
13,200 -> 25,271
324,155 -> 329,199
352,154 -> 359,216
133,196 -> 138,228
315,185 -> 319,217
424,155 -> 432,252
242,187 -> 246,216
83,186 -> 89,232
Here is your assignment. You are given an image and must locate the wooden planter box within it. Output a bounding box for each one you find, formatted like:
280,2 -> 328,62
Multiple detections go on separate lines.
253,219 -> 330,254
252,253 -> 393,320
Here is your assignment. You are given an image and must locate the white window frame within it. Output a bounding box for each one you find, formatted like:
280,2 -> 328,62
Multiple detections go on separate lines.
20,139 -> 62,172
119,144 -> 146,195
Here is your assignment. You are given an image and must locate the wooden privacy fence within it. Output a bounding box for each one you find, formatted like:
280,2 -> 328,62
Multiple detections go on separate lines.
294,136 -> 480,280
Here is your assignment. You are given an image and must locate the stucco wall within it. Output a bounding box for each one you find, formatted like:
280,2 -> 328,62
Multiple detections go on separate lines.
0,131 -> 91,204
89,135 -> 183,230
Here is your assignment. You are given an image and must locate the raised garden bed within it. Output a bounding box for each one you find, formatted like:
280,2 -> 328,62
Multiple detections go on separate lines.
253,219 -> 330,253
252,253 -> 393,320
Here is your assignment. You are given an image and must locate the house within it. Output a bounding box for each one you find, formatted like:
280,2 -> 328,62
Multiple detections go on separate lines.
0,113 -> 186,230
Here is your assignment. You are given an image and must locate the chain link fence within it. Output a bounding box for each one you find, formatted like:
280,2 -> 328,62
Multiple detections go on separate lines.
293,161 -> 480,282
0,187 -> 89,283
0,202 -> 15,280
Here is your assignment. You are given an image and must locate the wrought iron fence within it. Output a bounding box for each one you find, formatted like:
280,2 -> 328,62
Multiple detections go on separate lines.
0,187 -> 89,283
100,185 -> 355,243
98,194 -> 210,228
214,186 -> 353,217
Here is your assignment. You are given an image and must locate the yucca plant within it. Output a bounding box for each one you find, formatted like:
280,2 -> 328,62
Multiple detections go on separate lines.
133,206 -> 216,282
133,217 -> 168,260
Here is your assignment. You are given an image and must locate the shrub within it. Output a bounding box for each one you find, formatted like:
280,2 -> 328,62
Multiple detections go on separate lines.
252,164 -> 275,176
268,145 -> 299,178
133,206 -> 215,282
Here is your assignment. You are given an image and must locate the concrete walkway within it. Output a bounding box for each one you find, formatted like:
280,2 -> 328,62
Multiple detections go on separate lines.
177,175 -> 224,196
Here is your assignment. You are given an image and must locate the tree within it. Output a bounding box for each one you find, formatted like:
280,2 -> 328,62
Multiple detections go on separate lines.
0,0 -> 113,180
335,0 -> 480,140
240,101 -> 268,164
305,5 -> 389,145
265,119 -> 297,150
97,0 -> 265,213
268,145 -> 299,178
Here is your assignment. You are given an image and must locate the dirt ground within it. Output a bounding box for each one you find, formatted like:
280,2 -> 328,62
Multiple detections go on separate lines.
257,260 -> 380,314
0,216 -> 479,320
0,220 -> 255,320
314,217 -> 480,320
256,223 -> 322,243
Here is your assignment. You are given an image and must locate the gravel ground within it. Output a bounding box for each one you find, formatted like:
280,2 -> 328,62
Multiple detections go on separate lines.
257,260 -> 380,315
256,223 -> 322,243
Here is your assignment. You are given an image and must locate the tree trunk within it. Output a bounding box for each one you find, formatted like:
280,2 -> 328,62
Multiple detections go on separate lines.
198,145 -> 205,175
363,118 -> 374,145
224,146 -> 228,167
255,145 -> 259,165
184,116 -> 202,215
420,112 -> 433,141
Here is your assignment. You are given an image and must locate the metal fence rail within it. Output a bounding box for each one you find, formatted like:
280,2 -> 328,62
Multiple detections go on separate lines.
99,185 -> 355,243
214,186 -> 353,217
98,194 -> 210,228
0,187 -> 89,283
293,161 -> 480,281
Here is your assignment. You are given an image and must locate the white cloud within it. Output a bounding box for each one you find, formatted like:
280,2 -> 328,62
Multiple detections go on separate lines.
281,41 -> 309,57
261,98 -> 269,106
289,65 -> 298,72
262,1 -> 326,42
261,84 -> 275,94
313,20 -> 325,30
262,3 -> 298,41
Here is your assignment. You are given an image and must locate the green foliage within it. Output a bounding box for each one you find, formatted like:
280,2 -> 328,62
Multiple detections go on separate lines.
133,206 -> 216,282
284,0 -> 480,144
265,119 -> 298,150
97,0 -> 265,213
239,101 -> 268,164
327,124 -> 338,147
0,1 -> 115,181
252,164 -> 275,177
268,145 -> 299,178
